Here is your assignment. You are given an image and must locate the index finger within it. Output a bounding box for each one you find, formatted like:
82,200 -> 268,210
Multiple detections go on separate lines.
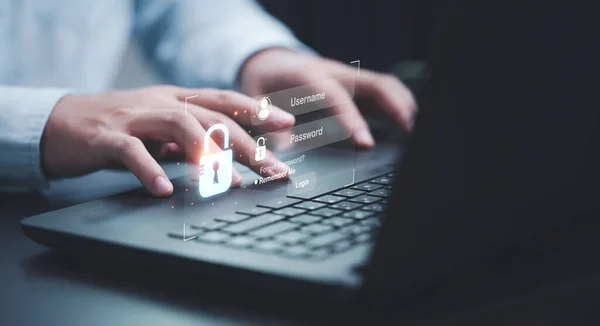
356,72 -> 417,131
328,63 -> 417,132
175,88 -> 295,131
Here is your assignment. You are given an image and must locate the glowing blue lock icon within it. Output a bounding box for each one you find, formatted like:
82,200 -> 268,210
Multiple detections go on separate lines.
199,124 -> 232,198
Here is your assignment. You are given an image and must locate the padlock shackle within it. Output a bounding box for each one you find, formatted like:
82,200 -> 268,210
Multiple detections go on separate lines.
256,137 -> 266,147
204,124 -> 229,153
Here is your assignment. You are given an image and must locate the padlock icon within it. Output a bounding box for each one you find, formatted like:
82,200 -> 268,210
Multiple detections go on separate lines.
255,137 -> 267,162
199,124 -> 233,198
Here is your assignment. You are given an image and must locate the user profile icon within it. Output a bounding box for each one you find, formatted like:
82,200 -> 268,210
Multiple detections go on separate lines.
256,96 -> 271,121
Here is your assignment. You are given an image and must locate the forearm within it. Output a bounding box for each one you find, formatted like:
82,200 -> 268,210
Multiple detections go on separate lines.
0,87 -> 71,190
135,0 -> 308,90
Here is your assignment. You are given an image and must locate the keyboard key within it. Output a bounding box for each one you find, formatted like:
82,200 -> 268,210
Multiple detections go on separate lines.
250,221 -> 298,238
275,231 -> 310,244
306,231 -> 348,248
222,214 -> 285,234
368,189 -> 391,198
313,195 -> 345,204
339,224 -> 369,236
370,177 -> 394,185
167,225 -> 200,239
349,195 -> 382,204
332,240 -> 353,252
226,236 -> 256,248
236,206 -> 271,216
254,240 -> 284,253
282,245 -> 310,258
355,233 -> 373,243
363,203 -> 386,213
342,210 -> 374,219
215,213 -> 250,223
258,197 -> 301,209
310,207 -> 343,217
289,214 -> 322,224
191,219 -> 227,230
306,248 -> 331,260
322,217 -> 353,227
351,182 -> 382,192
330,201 -> 363,211
332,189 -> 365,198
196,231 -> 230,243
293,201 -> 326,210
272,207 -> 306,217
301,224 -> 334,235
387,172 -> 397,178
360,218 -> 381,228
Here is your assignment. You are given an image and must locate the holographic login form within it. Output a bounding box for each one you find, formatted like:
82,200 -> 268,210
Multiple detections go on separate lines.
247,73 -> 359,197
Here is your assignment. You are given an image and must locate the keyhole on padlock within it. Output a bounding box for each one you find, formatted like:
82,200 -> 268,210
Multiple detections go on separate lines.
212,161 -> 220,184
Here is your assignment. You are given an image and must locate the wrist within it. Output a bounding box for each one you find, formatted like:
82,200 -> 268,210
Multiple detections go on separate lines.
238,48 -> 293,92
40,94 -> 74,179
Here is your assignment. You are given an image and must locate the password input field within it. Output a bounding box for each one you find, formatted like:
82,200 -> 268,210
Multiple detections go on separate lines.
249,113 -> 353,166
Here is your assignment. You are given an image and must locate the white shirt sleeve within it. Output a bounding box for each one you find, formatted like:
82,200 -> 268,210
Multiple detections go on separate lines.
134,0 -> 310,90
0,87 -> 71,190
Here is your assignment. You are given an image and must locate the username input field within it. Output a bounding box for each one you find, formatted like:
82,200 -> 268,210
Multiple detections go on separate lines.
251,75 -> 356,126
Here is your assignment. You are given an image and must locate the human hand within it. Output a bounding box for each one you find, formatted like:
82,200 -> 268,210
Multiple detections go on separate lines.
41,86 -> 295,196
238,49 -> 417,148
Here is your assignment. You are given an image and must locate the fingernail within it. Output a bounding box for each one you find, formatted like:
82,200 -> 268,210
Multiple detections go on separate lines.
275,111 -> 295,125
264,158 -> 289,176
153,176 -> 173,195
355,129 -> 375,147
407,117 -> 415,131
277,162 -> 290,175
232,171 -> 242,186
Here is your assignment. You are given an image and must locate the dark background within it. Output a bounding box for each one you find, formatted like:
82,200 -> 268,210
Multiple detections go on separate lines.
259,0 -> 441,72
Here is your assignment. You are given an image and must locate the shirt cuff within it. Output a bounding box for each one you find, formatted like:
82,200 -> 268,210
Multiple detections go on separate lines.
0,87 -> 72,191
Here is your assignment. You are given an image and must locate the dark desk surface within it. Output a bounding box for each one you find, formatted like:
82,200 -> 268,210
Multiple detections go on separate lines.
2,163 -> 600,326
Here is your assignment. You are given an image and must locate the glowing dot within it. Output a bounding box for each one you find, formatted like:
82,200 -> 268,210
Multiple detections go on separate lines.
185,188 -> 188,192
254,180 -> 258,185
244,110 -> 247,114
211,202 -> 214,205
191,202 -> 194,205
171,206 -> 174,208
177,162 -> 180,166
234,111 -> 238,116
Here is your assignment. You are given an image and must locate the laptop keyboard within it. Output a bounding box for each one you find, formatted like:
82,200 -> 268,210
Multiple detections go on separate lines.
168,172 -> 396,261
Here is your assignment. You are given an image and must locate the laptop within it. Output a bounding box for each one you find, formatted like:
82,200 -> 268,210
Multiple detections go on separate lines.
20,0 -> 600,307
